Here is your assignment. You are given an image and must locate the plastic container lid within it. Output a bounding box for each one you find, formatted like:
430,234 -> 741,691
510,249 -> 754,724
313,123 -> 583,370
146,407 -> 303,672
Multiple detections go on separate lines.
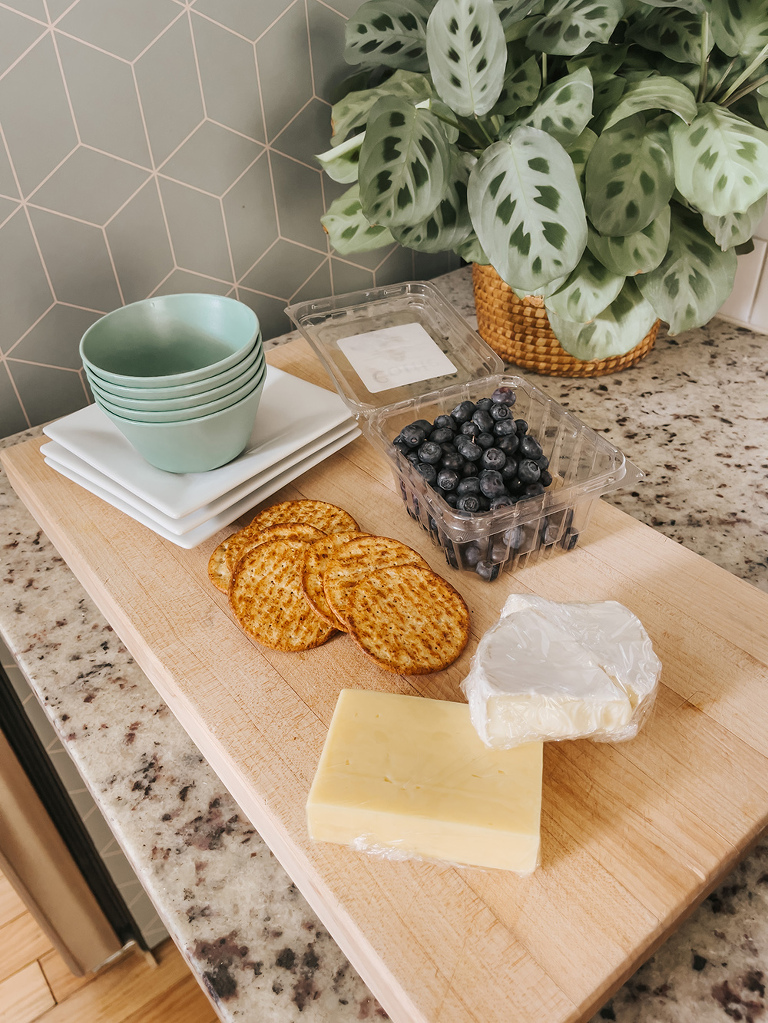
285,281 -> 503,420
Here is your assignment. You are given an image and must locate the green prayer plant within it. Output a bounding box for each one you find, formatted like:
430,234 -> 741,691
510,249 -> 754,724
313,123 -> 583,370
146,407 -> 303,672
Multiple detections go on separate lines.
316,0 -> 768,361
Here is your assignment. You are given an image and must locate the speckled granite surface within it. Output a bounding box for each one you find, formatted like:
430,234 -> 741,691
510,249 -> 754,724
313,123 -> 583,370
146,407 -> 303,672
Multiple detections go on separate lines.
1,265 -> 767,1023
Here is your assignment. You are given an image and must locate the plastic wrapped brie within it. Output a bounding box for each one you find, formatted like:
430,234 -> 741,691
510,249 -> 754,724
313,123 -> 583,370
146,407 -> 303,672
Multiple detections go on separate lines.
461,594 -> 661,749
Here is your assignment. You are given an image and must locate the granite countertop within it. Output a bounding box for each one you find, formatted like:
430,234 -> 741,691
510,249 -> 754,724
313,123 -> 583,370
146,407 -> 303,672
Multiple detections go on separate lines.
1,265 -> 767,1023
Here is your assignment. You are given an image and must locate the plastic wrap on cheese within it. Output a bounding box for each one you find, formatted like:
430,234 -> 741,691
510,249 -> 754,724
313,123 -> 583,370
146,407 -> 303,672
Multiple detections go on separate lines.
461,594 -> 661,748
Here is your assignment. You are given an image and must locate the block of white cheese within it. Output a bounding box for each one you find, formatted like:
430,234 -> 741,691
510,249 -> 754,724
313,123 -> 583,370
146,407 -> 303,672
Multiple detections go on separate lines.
307,689 -> 543,874
461,594 -> 661,749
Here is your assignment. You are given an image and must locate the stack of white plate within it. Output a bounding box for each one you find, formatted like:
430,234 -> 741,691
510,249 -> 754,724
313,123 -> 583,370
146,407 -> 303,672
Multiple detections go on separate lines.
41,365 -> 360,549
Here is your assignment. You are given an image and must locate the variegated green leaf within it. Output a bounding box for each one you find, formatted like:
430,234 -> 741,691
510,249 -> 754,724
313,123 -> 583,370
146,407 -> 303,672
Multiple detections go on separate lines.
711,0 -> 768,59
592,73 -> 625,117
670,103 -> 768,217
321,185 -> 396,254
626,7 -> 712,64
454,232 -> 489,263
568,127 -> 598,196
586,114 -> 674,235
636,205 -> 738,334
417,98 -> 461,142
316,133 -> 365,184
391,153 -> 474,251
345,0 -> 431,71
494,0 -> 545,31
548,279 -> 657,358
602,76 -> 698,129
426,0 -> 507,117
566,42 -> 628,76
545,248 -> 625,322
358,96 -> 452,227
587,204 -> 671,274
331,70 -> 433,145
468,126 -> 587,293
702,193 -> 768,250
491,54 -> 541,115
526,0 -> 625,57
631,0 -> 707,12
515,67 -> 594,145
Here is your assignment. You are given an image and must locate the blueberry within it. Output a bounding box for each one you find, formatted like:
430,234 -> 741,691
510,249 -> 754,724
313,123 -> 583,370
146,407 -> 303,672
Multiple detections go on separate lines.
393,436 -> 409,453
481,447 -> 506,471
456,494 -> 481,513
472,409 -> 494,433
417,441 -> 442,464
405,449 -> 420,465
491,386 -> 516,407
476,397 -> 493,411
515,419 -> 529,435
561,529 -> 580,551
536,454 -> 550,470
415,462 -> 438,484
456,476 -> 481,497
490,495 -> 514,510
494,419 -> 517,437
497,433 -> 519,454
462,543 -> 483,567
430,426 -> 455,445
506,477 -> 526,495
500,458 -> 518,481
476,432 -> 496,449
401,423 -> 428,447
410,419 -> 434,433
444,546 -> 459,568
443,490 -> 459,507
489,537 -> 510,560
489,403 -> 510,421
440,450 -> 464,472
456,437 -> 481,462
461,461 -> 479,477
437,467 -> 460,491
540,469 -> 553,487
540,517 -> 560,545
460,421 -> 481,439
525,482 -> 545,497
475,560 -> 500,581
519,435 -> 543,459
434,414 -> 458,431
517,459 -> 541,485
451,400 -> 476,424
503,525 -> 524,549
478,469 -> 506,498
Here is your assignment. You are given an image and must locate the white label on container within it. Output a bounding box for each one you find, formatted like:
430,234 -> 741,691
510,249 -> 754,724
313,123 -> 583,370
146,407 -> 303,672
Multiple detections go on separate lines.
337,322 -> 456,393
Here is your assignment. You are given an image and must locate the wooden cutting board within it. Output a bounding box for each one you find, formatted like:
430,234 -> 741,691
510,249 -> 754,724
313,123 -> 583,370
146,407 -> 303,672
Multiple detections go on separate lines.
4,337 -> 768,1023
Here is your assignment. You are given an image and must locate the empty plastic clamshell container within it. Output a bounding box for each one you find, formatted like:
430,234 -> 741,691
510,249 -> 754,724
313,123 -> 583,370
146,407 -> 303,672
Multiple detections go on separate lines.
286,281 -> 642,582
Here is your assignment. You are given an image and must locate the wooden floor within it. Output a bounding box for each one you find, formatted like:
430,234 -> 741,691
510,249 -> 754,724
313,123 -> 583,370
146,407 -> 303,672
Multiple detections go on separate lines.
0,869 -> 218,1023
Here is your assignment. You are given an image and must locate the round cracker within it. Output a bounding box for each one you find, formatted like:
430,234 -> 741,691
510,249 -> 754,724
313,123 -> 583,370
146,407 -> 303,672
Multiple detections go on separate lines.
301,531 -> 366,625
229,539 -> 336,651
248,499 -> 359,536
226,521 -> 326,574
208,534 -> 236,592
345,564 -> 470,675
322,535 -> 429,632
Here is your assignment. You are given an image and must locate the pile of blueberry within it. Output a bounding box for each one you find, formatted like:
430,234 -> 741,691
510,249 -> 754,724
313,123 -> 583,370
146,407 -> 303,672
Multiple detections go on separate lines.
392,386 -> 553,514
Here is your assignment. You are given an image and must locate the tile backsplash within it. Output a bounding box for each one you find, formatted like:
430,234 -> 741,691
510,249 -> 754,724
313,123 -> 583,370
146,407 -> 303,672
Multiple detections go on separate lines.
0,0 -> 459,437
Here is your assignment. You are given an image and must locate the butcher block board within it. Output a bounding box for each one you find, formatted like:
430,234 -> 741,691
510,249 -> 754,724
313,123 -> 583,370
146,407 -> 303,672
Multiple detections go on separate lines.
4,337 -> 768,1023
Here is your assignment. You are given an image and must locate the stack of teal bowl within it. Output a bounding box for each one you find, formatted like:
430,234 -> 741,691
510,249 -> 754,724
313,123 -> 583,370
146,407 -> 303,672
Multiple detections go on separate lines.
80,294 -> 265,473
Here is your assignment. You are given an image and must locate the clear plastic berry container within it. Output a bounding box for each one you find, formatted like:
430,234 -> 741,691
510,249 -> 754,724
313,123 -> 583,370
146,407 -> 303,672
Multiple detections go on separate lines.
286,282 -> 642,582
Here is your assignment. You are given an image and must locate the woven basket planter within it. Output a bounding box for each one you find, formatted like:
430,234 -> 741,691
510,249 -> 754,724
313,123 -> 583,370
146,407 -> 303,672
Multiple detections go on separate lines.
472,262 -> 659,378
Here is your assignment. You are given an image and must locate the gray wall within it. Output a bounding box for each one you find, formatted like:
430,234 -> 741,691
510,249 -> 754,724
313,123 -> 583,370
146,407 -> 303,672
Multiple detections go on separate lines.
0,0 -> 459,437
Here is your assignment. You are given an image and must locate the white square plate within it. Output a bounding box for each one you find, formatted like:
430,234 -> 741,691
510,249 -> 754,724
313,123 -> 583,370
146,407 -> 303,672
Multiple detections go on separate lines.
43,426 -> 361,548
41,418 -> 360,535
42,366 -> 354,519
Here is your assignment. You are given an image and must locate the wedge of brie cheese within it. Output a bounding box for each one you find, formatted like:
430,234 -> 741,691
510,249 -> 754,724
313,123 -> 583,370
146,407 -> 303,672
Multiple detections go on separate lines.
461,594 -> 661,749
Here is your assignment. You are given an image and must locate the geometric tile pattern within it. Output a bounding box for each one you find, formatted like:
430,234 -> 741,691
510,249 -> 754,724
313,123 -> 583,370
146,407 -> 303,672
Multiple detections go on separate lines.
0,0 -> 460,436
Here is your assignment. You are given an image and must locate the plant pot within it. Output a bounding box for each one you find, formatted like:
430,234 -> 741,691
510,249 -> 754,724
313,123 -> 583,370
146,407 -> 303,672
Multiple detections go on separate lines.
472,263 -> 659,378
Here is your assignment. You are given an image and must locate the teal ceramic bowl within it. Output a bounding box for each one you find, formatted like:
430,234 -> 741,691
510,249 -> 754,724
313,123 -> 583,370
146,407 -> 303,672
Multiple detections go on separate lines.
84,333 -> 263,401
98,375 -> 267,473
80,294 -> 260,388
87,347 -> 266,412
92,359 -> 266,423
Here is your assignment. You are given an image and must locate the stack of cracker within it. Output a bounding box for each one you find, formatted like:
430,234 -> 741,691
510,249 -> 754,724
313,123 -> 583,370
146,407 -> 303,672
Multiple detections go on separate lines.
207,499 -> 470,675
